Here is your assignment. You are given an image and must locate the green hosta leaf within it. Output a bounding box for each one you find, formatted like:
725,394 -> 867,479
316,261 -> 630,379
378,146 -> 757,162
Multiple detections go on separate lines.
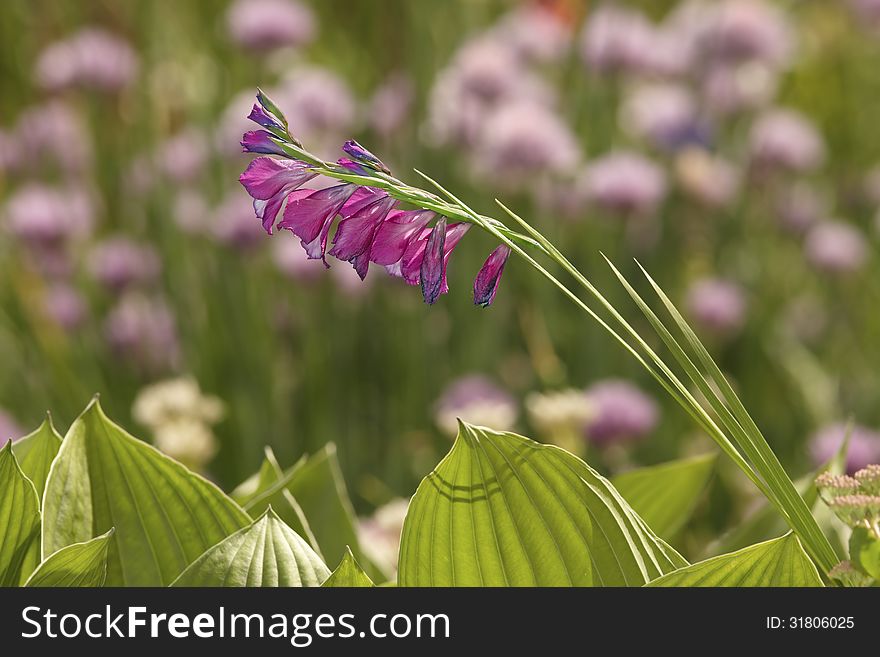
25,529 -> 114,587
265,444 -> 376,578
399,422 -> 687,587
42,398 -> 250,586
242,455 -> 321,556
612,453 -> 716,540
171,508 -> 329,587
322,547 -> 374,587
230,447 -> 284,506
849,527 -> 880,580
647,533 -> 823,587
11,416 -> 63,500
0,443 -> 41,585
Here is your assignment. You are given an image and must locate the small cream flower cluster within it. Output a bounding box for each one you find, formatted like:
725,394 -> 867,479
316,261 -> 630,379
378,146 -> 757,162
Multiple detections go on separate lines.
133,377 -> 224,471
525,389 -> 595,453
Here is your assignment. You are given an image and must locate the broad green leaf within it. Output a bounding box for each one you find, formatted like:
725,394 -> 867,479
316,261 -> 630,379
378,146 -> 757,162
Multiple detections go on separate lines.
171,508 -> 329,587
243,455 -> 321,556
322,547 -> 374,587
25,529 -> 114,587
230,447 -> 284,506
11,416 -> 63,500
0,443 -> 41,585
849,527 -> 880,579
42,398 -> 251,586
612,453 -> 716,540
647,533 -> 823,587
398,422 -> 687,587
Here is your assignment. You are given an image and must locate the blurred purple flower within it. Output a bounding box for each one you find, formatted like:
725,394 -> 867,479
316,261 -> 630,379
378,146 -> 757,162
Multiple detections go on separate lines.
775,183 -> 825,234
473,245 -> 511,308
579,5 -> 655,76
15,101 -> 92,173
88,238 -> 161,293
226,0 -> 316,51
3,183 -> 93,248
809,423 -> 880,474
699,0 -> 793,67
621,83 -> 704,151
472,101 -> 580,183
0,410 -> 23,447
36,28 -> 138,92
495,4 -> 572,63
701,62 -> 777,116
850,0 -> 880,25
686,277 -> 747,335
580,151 -> 667,216
585,379 -> 659,446
173,189 -> 210,234
272,237 -> 325,281
750,109 -> 825,172
275,67 -> 357,140
43,283 -> 87,331
156,128 -> 209,183
214,192 -> 268,250
804,222 -> 869,274
368,73 -> 415,138
104,294 -> 180,373
434,375 -> 518,436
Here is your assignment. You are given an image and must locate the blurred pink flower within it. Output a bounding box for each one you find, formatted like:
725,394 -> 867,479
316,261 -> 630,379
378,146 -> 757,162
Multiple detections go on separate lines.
88,237 -> 161,293
775,183 -> 825,234
433,375 -> 518,436
36,28 -> 138,92
749,109 -> 825,172
213,192 -> 267,250
585,379 -> 659,446
172,189 -> 210,234
156,128 -> 209,183
700,62 -> 777,116
15,101 -> 92,173
620,83 -> 703,150
226,0 -> 316,51
580,151 -> 667,216
368,73 -> 414,138
686,277 -> 747,335
271,237 -> 325,281
809,423 -> 880,474
3,183 -> 94,248
104,294 -> 180,373
804,222 -> 869,274
43,283 -> 87,332
472,101 -> 580,183
579,5 -> 656,75
699,0 -> 793,67
495,4 -> 572,63
275,67 -> 357,141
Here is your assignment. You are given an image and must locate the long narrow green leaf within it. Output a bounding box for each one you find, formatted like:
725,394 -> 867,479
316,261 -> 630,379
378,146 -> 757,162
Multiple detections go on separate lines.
42,398 -> 251,586
171,508 -> 329,587
25,530 -> 114,587
398,421 -> 686,587
632,262 -> 838,572
647,533 -> 823,587
0,443 -> 41,585
11,416 -> 63,500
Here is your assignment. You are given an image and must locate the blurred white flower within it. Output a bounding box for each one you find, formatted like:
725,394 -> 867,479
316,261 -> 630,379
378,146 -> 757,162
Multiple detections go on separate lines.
357,498 -> 409,579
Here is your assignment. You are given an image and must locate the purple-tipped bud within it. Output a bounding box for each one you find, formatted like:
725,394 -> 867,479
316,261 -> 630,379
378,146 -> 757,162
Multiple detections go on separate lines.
248,103 -> 285,133
256,87 -> 288,128
342,139 -> 391,174
420,218 -> 447,305
473,245 -> 511,307
241,129 -> 287,156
